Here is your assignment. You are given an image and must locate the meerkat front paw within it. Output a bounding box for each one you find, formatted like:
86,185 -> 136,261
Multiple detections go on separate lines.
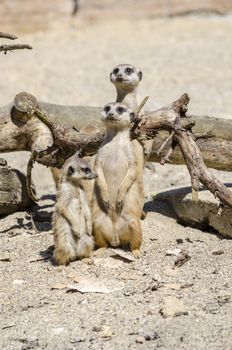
115,199 -> 124,214
132,249 -> 142,259
116,191 -> 125,214
101,198 -> 110,212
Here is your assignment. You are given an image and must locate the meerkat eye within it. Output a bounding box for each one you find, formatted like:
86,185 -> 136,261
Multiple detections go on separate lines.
116,106 -> 126,114
67,166 -> 75,176
113,68 -> 119,75
104,106 -> 111,113
82,167 -> 90,173
125,67 -> 133,75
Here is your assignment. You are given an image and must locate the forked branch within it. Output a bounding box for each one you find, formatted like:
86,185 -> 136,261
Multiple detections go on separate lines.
134,93 -> 232,208
0,32 -> 32,53
4,91 -> 232,209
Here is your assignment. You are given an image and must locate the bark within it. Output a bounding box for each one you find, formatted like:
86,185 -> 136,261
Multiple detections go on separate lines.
0,158 -> 33,216
0,32 -> 32,53
0,98 -> 232,170
134,93 -> 232,207
0,91 -> 232,208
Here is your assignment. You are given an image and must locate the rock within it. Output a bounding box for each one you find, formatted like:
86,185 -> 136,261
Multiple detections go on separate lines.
160,296 -> 188,318
155,186 -> 232,238
144,331 -> 159,341
92,325 -> 113,338
0,159 -> 34,216
136,336 -> 145,344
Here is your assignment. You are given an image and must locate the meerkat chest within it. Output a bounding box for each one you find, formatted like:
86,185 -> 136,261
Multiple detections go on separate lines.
99,136 -> 134,183
67,188 -> 87,215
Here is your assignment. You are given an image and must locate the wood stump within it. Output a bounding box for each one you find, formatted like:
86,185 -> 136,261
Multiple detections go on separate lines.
0,158 -> 34,216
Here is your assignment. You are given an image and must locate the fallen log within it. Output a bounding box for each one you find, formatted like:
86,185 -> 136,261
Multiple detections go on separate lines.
1,97 -> 232,171
0,91 -> 232,209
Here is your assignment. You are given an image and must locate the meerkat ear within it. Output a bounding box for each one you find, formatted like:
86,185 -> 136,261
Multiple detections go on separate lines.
110,72 -> 113,82
138,70 -> 143,81
67,166 -> 75,177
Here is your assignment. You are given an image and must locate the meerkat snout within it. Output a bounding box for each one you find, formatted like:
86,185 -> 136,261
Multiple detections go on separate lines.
110,64 -> 142,86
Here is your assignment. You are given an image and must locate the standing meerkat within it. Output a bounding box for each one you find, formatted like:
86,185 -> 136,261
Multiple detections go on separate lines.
92,103 -> 144,258
110,63 -> 153,160
53,154 -> 97,265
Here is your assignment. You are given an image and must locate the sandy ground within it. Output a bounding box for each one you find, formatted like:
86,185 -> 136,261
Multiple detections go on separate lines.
1,13 -> 232,350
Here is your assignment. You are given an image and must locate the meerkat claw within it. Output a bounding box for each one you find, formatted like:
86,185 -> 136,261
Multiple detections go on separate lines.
116,199 -> 124,214
132,249 -> 142,259
102,199 -> 110,212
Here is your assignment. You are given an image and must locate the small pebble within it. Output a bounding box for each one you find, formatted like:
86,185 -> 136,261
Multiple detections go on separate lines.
136,336 -> 145,344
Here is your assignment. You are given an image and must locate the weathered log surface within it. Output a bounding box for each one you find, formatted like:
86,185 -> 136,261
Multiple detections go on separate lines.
0,158 -> 34,216
133,93 -> 232,208
1,101 -> 232,170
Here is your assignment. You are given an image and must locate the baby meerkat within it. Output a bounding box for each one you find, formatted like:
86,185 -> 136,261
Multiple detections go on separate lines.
92,103 -> 144,258
53,154 -> 97,265
110,63 -> 153,160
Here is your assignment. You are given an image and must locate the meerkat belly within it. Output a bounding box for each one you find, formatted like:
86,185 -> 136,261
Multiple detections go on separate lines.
68,198 -> 85,233
102,149 -> 130,202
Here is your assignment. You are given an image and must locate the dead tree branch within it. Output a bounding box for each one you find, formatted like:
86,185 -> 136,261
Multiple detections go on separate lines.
0,91 -> 232,208
0,31 -> 32,53
0,32 -> 18,40
133,93 -> 232,207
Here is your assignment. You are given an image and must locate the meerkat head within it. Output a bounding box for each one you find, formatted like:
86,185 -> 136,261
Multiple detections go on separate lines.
110,64 -> 142,89
64,155 -> 97,184
101,102 -> 134,128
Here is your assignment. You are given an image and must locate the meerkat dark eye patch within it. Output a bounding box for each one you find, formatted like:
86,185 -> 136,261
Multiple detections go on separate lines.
113,68 -> 119,75
125,67 -> 133,75
67,166 -> 75,176
116,106 -> 126,114
82,167 -> 90,173
104,105 -> 111,113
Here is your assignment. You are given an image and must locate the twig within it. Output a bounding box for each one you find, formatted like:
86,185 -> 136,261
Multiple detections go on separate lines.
27,153 -> 39,202
0,32 -> 17,40
72,0 -> 80,16
0,44 -> 32,53
134,93 -> 232,208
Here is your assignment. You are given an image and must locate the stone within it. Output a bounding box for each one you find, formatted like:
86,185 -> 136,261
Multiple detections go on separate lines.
160,296 -> 188,318
154,186 -> 232,238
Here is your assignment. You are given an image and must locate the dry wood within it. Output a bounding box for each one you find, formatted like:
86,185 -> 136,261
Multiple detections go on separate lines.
134,93 -> 232,207
0,91 -> 232,208
0,32 -> 18,40
1,97 -> 232,170
0,31 -> 32,53
0,158 -> 33,216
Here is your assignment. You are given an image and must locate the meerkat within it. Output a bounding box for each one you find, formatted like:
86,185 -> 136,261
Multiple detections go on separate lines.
53,154 -> 97,265
110,63 -> 153,160
92,103 -> 144,258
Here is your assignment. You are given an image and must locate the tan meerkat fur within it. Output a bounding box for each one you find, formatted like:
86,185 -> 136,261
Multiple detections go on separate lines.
92,103 -> 144,257
53,154 -> 97,265
110,63 -> 153,159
